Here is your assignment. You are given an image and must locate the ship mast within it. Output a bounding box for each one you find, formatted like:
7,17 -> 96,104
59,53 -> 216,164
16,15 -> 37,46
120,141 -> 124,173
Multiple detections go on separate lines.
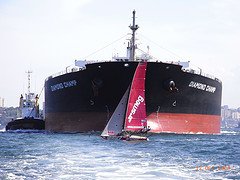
129,10 -> 139,61
26,70 -> 32,94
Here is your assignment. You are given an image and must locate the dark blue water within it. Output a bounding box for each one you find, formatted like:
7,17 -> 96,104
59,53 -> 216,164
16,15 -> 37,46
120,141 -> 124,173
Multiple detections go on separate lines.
0,129 -> 240,180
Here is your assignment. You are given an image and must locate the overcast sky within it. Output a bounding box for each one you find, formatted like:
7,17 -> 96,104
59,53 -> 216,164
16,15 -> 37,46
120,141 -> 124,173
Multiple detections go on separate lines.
0,0 -> 240,108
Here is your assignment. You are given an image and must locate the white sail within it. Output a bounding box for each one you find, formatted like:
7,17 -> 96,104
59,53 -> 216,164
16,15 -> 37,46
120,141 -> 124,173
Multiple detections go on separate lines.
101,87 -> 130,137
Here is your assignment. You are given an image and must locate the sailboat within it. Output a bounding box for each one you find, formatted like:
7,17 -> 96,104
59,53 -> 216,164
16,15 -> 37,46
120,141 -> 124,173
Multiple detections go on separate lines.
101,61 -> 150,141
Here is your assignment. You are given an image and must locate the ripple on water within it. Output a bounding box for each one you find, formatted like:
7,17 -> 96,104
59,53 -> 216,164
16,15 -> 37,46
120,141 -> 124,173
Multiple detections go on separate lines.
0,131 -> 239,179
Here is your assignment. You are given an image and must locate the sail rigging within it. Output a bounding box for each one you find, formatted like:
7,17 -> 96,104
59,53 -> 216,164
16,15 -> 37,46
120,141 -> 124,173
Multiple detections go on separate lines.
100,10 -> 149,141
101,87 -> 130,137
101,61 -> 148,141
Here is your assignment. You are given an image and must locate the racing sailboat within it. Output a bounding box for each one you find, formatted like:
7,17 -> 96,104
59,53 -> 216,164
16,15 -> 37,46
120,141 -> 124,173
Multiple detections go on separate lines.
101,61 -> 150,141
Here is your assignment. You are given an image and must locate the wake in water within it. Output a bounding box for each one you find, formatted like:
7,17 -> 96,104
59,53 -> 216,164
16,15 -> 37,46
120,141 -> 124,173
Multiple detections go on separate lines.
0,129 -> 240,179
5,129 -> 46,133
221,128 -> 240,135
0,128 -> 46,134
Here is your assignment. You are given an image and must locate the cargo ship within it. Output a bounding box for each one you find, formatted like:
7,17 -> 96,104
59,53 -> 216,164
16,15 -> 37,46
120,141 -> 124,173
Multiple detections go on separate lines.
44,10 -> 222,134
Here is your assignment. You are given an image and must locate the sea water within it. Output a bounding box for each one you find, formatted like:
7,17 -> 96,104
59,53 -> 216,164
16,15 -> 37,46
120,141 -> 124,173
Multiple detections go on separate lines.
0,129 -> 240,180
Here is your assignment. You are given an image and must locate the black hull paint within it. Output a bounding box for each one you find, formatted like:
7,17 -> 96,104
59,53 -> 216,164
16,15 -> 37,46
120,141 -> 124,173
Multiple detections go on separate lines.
44,61 -> 222,133
6,118 -> 45,131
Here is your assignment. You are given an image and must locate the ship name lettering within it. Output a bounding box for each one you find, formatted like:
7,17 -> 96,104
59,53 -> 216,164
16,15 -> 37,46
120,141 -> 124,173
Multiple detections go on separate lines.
205,85 -> 216,93
51,80 -> 77,92
189,81 -> 216,93
51,83 -> 64,91
128,95 -> 144,123
63,80 -> 77,88
189,81 -> 206,90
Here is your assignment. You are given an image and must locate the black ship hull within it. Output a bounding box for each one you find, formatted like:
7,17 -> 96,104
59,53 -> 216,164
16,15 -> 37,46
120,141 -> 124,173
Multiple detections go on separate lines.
44,61 -> 222,134
6,117 -> 45,131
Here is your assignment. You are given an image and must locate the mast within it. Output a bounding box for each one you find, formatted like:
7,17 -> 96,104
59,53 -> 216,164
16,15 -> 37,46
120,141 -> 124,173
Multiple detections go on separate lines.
101,87 -> 130,137
129,10 -> 139,61
26,70 -> 33,94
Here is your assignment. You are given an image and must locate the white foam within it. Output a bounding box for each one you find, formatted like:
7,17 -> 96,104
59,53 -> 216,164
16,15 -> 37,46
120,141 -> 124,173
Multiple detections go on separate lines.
221,130 -> 239,135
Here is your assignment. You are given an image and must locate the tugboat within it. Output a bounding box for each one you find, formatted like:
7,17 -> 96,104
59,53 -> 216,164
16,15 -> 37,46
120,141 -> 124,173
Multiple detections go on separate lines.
6,71 -> 45,131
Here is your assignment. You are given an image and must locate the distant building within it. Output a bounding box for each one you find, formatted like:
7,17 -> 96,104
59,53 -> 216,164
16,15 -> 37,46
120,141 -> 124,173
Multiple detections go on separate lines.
232,110 -> 240,120
0,97 -> 4,107
221,105 -> 232,120
221,105 -> 240,128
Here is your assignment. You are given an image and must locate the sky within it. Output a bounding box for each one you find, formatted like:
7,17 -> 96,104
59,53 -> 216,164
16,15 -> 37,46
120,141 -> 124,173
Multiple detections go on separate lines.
0,0 -> 240,108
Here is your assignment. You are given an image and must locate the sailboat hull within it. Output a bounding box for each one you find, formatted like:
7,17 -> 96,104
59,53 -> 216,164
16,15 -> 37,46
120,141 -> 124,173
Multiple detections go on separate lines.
45,61 -> 222,134
120,135 -> 149,141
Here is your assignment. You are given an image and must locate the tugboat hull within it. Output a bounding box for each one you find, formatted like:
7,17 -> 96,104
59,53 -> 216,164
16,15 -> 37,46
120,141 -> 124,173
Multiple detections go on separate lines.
6,118 -> 45,131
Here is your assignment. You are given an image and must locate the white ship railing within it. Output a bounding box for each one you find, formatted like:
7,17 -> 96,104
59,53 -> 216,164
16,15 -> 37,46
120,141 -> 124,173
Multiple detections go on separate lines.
45,60 -> 105,81
45,60 -> 221,83
181,67 -> 221,83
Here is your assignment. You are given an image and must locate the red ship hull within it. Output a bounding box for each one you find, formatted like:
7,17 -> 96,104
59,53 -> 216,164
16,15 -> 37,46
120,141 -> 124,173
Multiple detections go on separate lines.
148,113 -> 220,134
